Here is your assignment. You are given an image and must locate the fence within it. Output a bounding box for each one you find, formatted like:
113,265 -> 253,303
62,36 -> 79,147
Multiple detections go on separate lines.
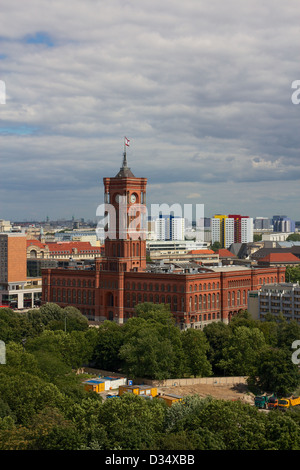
80,367 -> 247,388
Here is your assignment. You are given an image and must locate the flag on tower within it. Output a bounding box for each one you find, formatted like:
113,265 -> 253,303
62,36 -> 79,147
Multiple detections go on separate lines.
124,137 -> 130,147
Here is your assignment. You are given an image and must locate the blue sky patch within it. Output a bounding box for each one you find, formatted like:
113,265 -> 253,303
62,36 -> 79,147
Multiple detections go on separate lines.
0,125 -> 37,135
24,32 -> 54,47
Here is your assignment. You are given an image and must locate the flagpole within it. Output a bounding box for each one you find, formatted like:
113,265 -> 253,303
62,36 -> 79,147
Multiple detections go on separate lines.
123,136 -> 130,167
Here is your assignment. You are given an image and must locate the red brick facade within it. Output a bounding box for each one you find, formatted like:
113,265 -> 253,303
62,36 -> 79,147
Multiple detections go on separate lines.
42,157 -> 286,328
42,262 -> 285,328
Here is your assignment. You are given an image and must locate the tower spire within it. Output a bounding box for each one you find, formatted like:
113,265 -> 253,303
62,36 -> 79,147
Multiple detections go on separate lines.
123,136 -> 130,168
115,137 -> 135,178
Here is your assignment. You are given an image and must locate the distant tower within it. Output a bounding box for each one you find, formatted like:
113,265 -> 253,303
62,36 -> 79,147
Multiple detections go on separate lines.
39,226 -> 45,242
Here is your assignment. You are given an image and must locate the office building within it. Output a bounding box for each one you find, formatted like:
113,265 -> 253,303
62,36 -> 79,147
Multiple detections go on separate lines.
272,215 -> 295,233
248,282 -> 300,323
0,233 -> 41,308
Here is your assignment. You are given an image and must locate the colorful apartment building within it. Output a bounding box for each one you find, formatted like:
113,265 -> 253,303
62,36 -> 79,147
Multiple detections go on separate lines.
211,214 -> 253,248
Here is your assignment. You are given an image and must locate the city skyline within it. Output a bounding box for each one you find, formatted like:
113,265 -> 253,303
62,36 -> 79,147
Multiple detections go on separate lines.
0,1 -> 299,221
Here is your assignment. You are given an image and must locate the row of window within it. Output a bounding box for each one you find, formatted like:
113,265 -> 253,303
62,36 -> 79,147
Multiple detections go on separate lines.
125,281 -> 220,293
125,293 -> 221,312
48,278 -> 95,288
259,276 -> 284,284
228,279 -> 250,288
51,288 -> 95,305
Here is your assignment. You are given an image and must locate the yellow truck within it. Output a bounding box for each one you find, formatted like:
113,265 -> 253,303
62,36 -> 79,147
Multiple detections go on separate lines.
278,396 -> 300,410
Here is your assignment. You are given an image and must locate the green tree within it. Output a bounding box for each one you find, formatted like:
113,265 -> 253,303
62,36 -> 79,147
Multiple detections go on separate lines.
217,326 -> 266,376
135,302 -> 175,325
210,241 -> 221,252
286,265 -> 300,283
119,305 -> 186,380
4,342 -> 41,376
203,321 -> 231,375
0,371 -> 65,426
120,323 -> 178,379
181,329 -> 212,377
92,320 -> 125,371
164,397 -> 268,450
286,233 -> 300,242
229,309 -> 258,331
249,347 -> 300,396
265,411 -> 300,450
97,393 -> 166,450
277,320 -> 300,351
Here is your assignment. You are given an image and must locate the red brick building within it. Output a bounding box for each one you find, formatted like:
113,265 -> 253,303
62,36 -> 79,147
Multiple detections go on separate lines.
42,154 -> 286,329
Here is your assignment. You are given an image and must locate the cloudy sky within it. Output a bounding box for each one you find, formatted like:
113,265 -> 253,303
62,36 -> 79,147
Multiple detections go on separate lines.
0,0 -> 299,222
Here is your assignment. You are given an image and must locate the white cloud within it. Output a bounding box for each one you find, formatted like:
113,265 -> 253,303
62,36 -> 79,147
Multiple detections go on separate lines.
0,0 -> 299,220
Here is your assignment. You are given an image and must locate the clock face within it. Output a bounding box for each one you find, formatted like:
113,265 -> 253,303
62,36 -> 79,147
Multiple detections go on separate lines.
130,194 -> 136,203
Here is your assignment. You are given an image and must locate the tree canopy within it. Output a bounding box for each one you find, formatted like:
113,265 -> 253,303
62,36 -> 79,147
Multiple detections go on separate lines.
0,301 -> 300,450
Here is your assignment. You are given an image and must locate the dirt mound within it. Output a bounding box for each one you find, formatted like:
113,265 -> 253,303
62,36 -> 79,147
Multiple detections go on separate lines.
158,383 -> 254,405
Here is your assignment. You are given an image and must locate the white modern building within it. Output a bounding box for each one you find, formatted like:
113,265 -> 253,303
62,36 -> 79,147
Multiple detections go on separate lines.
248,282 -> 300,323
154,216 -> 185,241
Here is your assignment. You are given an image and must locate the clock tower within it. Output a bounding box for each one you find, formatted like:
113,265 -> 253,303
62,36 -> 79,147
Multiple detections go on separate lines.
103,149 -> 147,273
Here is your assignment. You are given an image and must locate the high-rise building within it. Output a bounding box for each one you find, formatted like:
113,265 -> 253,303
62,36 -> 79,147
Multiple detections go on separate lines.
254,217 -> 271,230
154,215 -> 185,241
0,233 -> 27,284
0,233 -> 41,308
211,214 -> 253,248
272,215 -> 295,233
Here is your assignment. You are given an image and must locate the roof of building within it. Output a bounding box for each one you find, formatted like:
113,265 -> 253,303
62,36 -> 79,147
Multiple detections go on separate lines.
27,239 -> 102,253
259,252 -> 300,263
27,239 -> 46,249
188,249 -> 216,255
216,248 -> 237,258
